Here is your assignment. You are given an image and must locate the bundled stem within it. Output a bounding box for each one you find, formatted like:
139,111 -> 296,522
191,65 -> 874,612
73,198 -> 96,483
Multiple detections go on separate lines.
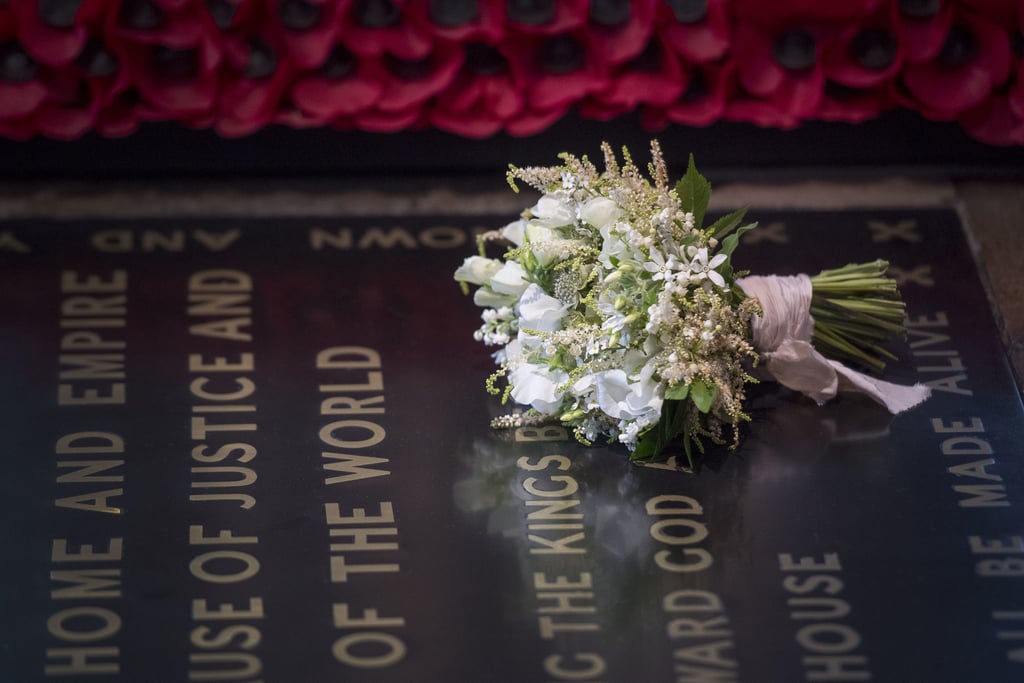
810,260 -> 906,371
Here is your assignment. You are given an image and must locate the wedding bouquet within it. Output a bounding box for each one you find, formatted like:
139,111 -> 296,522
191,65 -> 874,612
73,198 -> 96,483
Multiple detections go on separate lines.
455,142 -> 930,467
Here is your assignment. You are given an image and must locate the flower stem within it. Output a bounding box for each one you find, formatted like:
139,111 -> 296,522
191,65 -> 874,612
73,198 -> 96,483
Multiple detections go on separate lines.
810,260 -> 907,371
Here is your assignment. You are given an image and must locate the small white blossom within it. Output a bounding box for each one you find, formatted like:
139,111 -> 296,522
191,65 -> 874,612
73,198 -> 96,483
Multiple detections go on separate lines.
687,247 -> 728,289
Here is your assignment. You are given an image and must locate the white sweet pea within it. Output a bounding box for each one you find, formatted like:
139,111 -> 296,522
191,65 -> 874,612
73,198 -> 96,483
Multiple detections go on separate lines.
454,256 -> 503,286
518,283 -> 570,332
501,219 -> 526,246
580,197 -> 621,230
490,261 -> 529,296
509,363 -> 568,414
525,222 -> 557,244
473,287 -> 517,308
598,222 -> 631,270
532,194 -> 576,228
523,222 -> 565,266
591,369 -> 663,422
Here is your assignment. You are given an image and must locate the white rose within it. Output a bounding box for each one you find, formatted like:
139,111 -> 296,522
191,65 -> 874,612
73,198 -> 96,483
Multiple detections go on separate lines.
518,283 -> 569,332
580,197 -> 621,230
454,256 -> 503,286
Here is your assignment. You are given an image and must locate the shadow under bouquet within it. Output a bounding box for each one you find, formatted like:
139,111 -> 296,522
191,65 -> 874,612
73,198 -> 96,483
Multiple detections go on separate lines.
454,142 -> 930,468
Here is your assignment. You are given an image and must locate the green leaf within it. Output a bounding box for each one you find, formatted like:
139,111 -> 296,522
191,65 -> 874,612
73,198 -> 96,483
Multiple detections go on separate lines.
682,433 -> 695,470
708,207 -> 748,240
631,399 -> 687,462
721,222 -> 758,256
630,426 -> 662,461
675,154 -> 712,231
690,380 -> 718,414
665,383 -> 690,401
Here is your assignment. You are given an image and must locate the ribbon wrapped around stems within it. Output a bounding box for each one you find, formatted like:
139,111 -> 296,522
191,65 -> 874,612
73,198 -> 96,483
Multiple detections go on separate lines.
738,274 -> 931,414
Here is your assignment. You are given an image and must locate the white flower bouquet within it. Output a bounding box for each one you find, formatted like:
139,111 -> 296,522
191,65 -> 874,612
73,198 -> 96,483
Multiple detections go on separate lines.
455,142 -> 929,467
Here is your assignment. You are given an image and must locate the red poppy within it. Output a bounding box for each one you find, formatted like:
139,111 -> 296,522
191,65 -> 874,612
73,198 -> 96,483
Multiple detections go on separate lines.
960,92 -> 1024,145
957,0 -> 1024,144
899,8 -> 1012,119
580,35 -> 685,120
11,0 -> 109,68
895,0 -> 954,63
961,0 -> 1021,24
215,16 -> 297,136
274,98 -> 332,127
503,29 -> 608,113
731,21 -> 836,124
658,0 -> 730,64
32,67 -> 104,138
584,0 -> 656,66
333,0 -> 433,60
657,60 -> 734,127
428,42 -> 526,137
104,0 -> 223,119
271,0 -> 346,69
0,41 -> 48,124
504,103 -> 566,136
375,40 -> 462,110
816,81 -> 891,122
503,0 -> 587,36
823,2 -> 903,89
405,0 -> 505,44
353,102 -> 423,131
731,0 -> 881,24
290,46 -> 386,119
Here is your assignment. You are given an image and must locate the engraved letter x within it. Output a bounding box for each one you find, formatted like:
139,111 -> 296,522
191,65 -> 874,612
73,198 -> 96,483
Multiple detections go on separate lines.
869,219 -> 921,243
888,265 -> 934,287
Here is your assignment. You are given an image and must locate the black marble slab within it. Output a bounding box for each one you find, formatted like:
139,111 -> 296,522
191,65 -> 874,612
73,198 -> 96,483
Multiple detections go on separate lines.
1,208 -> 1022,682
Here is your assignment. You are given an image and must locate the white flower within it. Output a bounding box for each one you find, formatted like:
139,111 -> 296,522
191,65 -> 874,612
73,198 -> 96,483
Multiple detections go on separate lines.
501,219 -> 526,246
454,256 -> 503,286
589,368 -> 663,423
473,287 -> 516,308
490,261 -> 529,296
687,247 -> 727,288
598,222 -> 631,270
580,197 -> 621,230
532,194 -> 576,228
518,283 -> 570,332
509,363 -> 568,414
644,247 -> 686,289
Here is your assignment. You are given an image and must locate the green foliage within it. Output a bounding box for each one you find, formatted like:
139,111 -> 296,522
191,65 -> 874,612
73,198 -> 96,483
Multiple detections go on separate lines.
675,154 -> 712,230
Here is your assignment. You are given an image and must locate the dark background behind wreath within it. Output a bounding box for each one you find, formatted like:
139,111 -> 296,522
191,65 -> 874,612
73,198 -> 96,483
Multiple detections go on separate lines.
2,110 -> 1023,182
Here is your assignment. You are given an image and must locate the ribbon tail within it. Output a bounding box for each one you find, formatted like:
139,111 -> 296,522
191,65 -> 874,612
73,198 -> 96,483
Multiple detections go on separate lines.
830,361 -> 932,414
762,339 -> 839,405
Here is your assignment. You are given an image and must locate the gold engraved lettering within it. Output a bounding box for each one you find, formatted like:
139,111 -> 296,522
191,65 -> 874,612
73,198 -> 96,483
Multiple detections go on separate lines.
778,552 -> 871,681
543,653 -> 607,680
45,647 -> 120,676
646,495 -> 712,573
0,230 -> 30,252
58,271 -> 128,406
930,417 -> 1009,508
187,523 -> 264,679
